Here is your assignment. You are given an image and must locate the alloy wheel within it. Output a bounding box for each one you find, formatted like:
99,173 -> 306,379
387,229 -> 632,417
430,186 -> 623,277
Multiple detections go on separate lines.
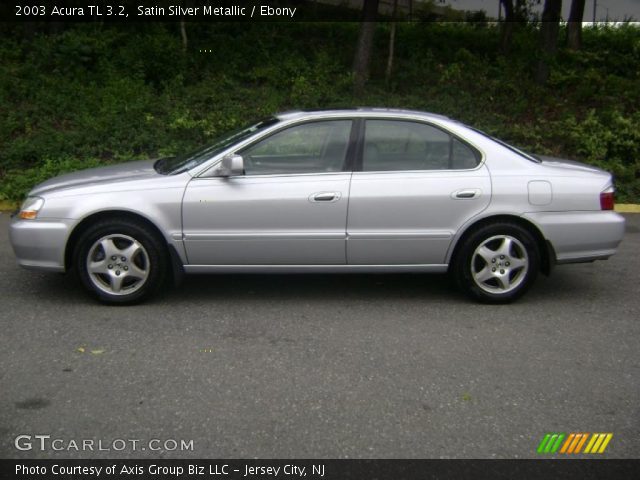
86,234 -> 150,296
470,235 -> 529,294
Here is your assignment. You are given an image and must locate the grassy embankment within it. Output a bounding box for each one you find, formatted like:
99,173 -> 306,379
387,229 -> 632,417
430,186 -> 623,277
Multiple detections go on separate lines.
0,22 -> 638,205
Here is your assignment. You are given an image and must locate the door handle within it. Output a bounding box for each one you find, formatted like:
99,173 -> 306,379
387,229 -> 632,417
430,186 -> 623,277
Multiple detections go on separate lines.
310,192 -> 341,203
452,189 -> 481,199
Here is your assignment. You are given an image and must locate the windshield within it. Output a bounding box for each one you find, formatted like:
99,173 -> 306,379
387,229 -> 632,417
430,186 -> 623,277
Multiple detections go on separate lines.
155,117 -> 280,174
468,126 -> 541,163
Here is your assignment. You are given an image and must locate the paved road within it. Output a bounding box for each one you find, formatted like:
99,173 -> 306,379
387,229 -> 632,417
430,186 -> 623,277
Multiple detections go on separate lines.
1,213 -> 638,459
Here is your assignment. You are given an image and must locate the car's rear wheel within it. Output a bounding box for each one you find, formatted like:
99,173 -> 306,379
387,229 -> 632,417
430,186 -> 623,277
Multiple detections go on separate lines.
453,222 -> 540,303
74,219 -> 167,304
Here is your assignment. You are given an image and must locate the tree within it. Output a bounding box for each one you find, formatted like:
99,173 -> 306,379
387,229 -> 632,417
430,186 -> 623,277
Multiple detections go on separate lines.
385,0 -> 399,85
567,0 -> 586,50
353,0 -> 380,96
48,0 -> 65,35
535,0 -> 562,85
499,0 -> 528,54
180,19 -> 188,50
500,0 -> 516,53
180,1 -> 189,51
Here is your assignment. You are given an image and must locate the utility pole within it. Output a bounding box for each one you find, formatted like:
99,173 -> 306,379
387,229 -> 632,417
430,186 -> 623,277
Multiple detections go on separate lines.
592,0 -> 597,23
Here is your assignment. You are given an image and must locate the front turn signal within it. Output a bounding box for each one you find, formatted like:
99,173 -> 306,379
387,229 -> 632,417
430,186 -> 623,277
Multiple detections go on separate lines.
18,196 -> 45,220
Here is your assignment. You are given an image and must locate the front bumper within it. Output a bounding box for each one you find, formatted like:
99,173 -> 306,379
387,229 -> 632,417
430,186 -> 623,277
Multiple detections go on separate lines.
9,217 -> 74,272
523,210 -> 626,263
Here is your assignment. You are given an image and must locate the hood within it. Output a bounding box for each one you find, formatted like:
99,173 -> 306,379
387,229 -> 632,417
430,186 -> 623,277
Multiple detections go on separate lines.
30,160 -> 159,196
537,155 -> 609,176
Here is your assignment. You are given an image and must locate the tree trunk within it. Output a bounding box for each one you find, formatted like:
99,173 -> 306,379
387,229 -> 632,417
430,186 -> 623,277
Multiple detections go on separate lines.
535,0 -> 563,85
385,0 -> 399,85
499,0 -> 515,54
500,0 -> 527,54
180,18 -> 188,51
515,0 -> 527,20
180,1 -> 188,51
567,0 -> 586,50
48,0 -> 65,35
353,0 -> 380,96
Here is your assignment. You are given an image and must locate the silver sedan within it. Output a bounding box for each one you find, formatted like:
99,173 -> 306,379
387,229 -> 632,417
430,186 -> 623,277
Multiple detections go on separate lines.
9,109 -> 625,304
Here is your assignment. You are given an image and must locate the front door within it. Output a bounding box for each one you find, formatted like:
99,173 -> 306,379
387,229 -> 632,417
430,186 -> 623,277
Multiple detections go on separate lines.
182,119 -> 354,265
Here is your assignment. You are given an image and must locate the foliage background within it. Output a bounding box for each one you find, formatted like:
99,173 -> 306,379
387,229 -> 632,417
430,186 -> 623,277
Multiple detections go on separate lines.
0,22 -> 638,201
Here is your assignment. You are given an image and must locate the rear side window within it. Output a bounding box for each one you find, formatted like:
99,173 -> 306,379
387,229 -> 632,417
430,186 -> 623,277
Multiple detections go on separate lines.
362,120 -> 480,172
452,138 -> 479,169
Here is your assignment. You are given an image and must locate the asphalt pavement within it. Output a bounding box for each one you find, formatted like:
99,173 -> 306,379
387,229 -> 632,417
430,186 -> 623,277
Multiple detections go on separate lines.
1,213 -> 638,459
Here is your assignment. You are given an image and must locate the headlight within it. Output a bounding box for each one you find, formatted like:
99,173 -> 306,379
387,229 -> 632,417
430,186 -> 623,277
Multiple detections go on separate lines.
18,196 -> 45,220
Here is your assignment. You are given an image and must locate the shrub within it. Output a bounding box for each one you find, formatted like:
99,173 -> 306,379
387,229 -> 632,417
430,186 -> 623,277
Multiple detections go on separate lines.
0,22 -> 637,202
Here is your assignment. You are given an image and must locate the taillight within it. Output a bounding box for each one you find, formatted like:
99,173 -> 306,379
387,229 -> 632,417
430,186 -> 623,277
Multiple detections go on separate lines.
600,188 -> 615,211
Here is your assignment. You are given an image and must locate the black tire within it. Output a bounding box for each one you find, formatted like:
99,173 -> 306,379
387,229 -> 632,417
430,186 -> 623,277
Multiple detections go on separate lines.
74,219 -> 168,305
452,222 -> 540,304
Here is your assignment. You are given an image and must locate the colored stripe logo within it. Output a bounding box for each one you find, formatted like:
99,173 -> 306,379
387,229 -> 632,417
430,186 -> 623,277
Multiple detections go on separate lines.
537,433 -> 612,454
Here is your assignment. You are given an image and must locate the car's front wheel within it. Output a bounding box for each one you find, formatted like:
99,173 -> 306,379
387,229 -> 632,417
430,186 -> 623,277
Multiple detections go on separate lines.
74,219 -> 167,304
453,222 -> 540,303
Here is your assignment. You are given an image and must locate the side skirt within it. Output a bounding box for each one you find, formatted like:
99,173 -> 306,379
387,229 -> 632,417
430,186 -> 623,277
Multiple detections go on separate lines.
183,264 -> 449,274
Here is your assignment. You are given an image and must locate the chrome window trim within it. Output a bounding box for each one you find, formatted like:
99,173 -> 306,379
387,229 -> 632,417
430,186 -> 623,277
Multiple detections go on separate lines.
191,112 -> 488,178
357,117 -> 487,174
236,118 -> 356,177
193,116 -> 357,178
190,171 -> 352,181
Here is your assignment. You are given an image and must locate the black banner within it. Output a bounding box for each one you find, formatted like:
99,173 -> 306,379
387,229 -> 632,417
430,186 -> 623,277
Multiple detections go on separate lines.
5,0 -> 640,23
3,459 -> 640,480
4,1 -> 367,23
0,0 -> 587,24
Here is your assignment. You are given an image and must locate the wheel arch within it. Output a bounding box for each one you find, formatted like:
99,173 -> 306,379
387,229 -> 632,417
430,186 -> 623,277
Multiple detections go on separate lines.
64,210 -> 184,284
448,214 -> 555,276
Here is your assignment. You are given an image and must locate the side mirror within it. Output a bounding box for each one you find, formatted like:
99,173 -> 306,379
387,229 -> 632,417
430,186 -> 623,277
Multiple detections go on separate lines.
216,154 -> 244,177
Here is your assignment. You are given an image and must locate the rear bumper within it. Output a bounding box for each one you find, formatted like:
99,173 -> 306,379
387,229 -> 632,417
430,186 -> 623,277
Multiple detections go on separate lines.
523,211 -> 625,264
9,217 -> 73,272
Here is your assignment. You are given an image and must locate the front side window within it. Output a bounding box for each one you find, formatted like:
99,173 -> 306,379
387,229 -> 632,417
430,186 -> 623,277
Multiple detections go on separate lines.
240,120 -> 353,175
362,120 -> 480,172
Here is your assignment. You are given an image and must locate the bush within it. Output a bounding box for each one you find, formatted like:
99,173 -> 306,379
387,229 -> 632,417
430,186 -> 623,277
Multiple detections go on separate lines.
0,157 -> 106,201
560,109 -> 640,202
0,22 -> 638,201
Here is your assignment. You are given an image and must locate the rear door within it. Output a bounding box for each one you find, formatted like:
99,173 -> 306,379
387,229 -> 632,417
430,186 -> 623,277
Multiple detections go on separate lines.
346,118 -> 491,265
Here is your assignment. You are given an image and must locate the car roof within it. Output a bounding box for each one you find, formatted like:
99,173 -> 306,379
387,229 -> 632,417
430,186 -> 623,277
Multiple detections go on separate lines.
275,108 -> 451,122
